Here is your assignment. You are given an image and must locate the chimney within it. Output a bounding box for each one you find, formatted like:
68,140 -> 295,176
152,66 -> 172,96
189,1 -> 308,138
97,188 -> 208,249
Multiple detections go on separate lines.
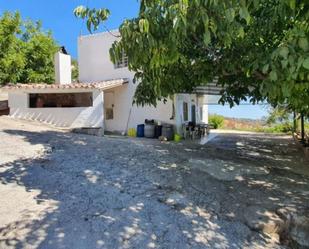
54,46 -> 72,84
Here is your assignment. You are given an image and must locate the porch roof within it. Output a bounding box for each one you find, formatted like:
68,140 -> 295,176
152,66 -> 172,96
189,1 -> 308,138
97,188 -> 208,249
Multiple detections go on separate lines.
193,81 -> 222,95
1,78 -> 129,92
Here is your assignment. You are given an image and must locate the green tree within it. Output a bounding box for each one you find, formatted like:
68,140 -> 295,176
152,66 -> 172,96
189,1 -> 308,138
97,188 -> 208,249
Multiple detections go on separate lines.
20,20 -> 58,83
0,11 -> 58,85
209,114 -> 224,129
71,59 -> 79,82
266,105 -> 292,125
0,12 -> 25,83
75,1 -> 309,116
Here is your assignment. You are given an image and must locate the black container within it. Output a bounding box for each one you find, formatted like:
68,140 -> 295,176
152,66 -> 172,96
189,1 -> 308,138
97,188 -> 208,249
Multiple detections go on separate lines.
162,124 -> 174,141
145,119 -> 155,124
154,125 -> 162,138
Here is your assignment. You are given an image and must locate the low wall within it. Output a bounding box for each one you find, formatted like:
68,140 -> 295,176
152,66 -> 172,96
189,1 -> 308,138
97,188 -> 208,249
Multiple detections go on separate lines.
8,89 -> 104,129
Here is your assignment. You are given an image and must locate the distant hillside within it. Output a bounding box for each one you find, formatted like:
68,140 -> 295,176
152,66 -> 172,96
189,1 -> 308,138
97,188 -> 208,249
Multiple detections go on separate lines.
222,117 -> 265,130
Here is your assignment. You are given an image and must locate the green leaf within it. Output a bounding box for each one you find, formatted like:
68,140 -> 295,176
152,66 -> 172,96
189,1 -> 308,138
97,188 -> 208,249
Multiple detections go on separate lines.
297,57 -> 304,69
86,19 -> 92,33
239,6 -> 250,24
226,8 -> 235,23
203,30 -> 211,46
202,13 -> 209,30
298,38 -> 309,52
282,84 -> 290,97
279,47 -> 289,59
179,0 -> 189,14
262,64 -> 269,74
281,60 -> 288,68
303,58 -> 309,70
139,19 -> 149,33
74,1 -> 309,115
74,6 -> 87,18
289,0 -> 296,10
269,70 -> 278,81
238,26 -> 245,38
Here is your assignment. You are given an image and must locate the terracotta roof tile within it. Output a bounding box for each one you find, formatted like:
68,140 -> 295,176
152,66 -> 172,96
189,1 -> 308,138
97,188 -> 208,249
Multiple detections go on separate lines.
0,78 -> 129,91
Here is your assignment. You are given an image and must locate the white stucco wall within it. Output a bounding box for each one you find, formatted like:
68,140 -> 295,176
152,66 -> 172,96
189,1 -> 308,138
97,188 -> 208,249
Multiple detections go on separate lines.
78,32 -> 175,133
78,31 -> 210,134
8,89 -> 103,128
78,31 -> 131,82
197,95 -> 209,124
103,86 -> 175,132
174,94 -> 209,134
54,52 -> 72,84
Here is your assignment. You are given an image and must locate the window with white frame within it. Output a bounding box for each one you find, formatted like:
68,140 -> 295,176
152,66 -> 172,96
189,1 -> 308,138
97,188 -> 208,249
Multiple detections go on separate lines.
114,51 -> 128,69
183,102 -> 188,121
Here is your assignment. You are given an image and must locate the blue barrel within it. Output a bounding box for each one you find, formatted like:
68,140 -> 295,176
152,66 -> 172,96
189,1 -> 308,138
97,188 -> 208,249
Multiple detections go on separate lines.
137,124 -> 145,137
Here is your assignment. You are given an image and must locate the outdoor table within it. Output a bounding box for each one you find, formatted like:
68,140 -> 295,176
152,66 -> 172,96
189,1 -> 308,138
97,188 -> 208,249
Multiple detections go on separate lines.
183,122 -> 209,139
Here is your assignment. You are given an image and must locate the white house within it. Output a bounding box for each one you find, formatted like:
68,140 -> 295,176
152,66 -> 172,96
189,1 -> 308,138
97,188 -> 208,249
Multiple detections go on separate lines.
2,30 -> 211,136
78,30 -> 209,134
2,50 -> 109,130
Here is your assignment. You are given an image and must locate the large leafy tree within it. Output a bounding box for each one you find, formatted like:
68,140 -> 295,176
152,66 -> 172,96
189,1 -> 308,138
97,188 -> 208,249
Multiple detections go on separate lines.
0,12 -> 58,85
71,58 -> 79,82
75,0 -> 309,116
0,12 -> 24,83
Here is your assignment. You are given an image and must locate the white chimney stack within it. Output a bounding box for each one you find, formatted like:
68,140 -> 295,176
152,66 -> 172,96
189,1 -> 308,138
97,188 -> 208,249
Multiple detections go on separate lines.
54,47 -> 72,84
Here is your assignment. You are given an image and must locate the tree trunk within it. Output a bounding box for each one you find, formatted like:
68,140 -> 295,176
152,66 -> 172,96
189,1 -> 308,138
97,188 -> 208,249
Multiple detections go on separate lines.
293,112 -> 297,133
300,113 -> 305,143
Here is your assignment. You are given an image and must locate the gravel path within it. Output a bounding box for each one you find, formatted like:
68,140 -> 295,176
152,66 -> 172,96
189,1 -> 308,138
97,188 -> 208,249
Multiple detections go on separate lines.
0,117 -> 308,249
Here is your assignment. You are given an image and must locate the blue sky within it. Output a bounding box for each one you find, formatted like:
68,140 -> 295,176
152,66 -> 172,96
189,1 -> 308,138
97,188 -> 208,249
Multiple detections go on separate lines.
0,0 -> 269,119
0,0 -> 139,58
208,104 -> 269,120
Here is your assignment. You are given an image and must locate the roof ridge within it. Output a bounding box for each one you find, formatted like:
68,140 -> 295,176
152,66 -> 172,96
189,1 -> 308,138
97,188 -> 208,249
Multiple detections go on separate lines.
0,78 -> 129,91
78,29 -> 120,39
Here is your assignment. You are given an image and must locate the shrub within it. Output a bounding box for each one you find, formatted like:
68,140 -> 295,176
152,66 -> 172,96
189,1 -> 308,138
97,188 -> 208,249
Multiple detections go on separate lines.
209,114 -> 224,129
273,123 -> 293,133
257,122 -> 293,134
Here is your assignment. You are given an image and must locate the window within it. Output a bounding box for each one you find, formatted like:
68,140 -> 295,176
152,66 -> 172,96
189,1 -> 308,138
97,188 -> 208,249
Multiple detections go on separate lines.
105,108 -> 114,120
104,92 -> 114,120
114,51 -> 128,69
183,102 -> 188,121
29,93 -> 93,108
191,104 -> 196,124
200,106 -> 203,121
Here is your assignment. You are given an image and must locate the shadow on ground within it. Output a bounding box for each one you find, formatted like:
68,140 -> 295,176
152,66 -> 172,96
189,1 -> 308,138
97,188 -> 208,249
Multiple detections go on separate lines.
0,126 -> 308,248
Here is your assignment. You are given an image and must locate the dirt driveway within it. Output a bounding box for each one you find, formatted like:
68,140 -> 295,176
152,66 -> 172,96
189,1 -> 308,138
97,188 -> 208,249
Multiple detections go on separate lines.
0,117 -> 308,249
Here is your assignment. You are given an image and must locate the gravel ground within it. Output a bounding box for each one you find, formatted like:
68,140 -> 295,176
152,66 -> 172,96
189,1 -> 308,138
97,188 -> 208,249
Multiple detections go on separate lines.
0,116 -> 308,249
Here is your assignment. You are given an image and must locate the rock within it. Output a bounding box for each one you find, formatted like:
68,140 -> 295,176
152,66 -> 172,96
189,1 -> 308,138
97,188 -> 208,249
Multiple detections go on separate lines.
290,212 -> 309,248
244,206 -> 286,238
159,136 -> 167,141
277,207 -> 309,248
163,192 -> 189,209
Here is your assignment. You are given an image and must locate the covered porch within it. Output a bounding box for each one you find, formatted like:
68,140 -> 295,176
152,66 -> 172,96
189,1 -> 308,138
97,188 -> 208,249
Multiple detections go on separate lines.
1,79 -> 129,134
